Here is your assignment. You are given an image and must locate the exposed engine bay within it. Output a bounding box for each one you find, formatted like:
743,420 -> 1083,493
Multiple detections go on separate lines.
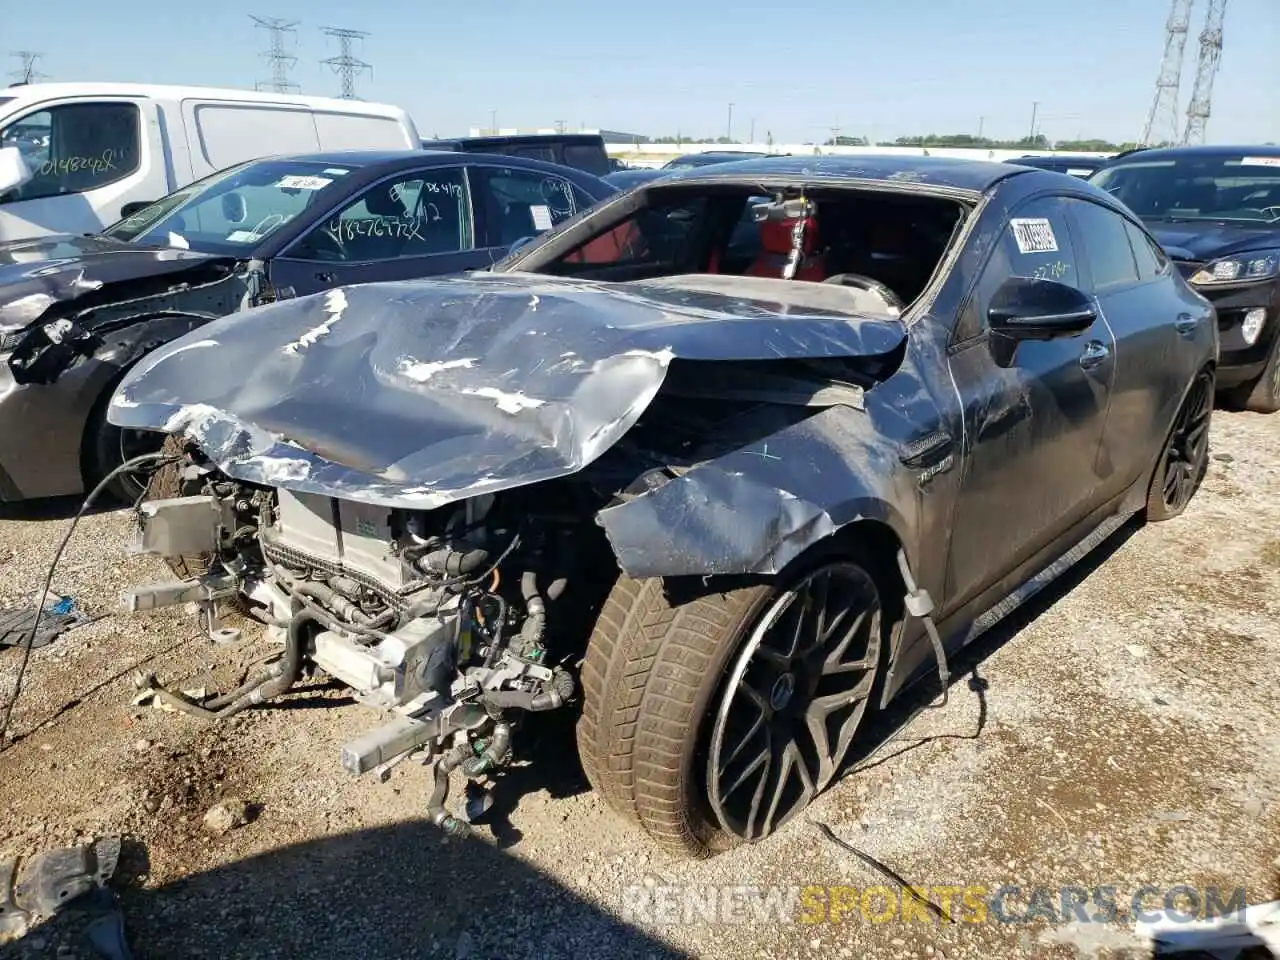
129,443 -> 616,837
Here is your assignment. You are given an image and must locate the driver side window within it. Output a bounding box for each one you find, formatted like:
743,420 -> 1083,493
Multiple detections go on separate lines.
290,167 -> 474,262
955,196 -> 1082,343
0,102 -> 141,203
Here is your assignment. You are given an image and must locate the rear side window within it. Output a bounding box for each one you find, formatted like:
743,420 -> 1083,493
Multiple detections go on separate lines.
190,103 -> 319,170
471,166 -> 592,247
562,144 -> 610,176
1125,219 -> 1168,282
0,101 -> 141,202
1068,199 -> 1140,293
511,145 -> 557,164
313,112 -> 409,150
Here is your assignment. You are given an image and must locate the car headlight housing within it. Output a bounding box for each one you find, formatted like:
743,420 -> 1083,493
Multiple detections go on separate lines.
1189,250 -> 1280,286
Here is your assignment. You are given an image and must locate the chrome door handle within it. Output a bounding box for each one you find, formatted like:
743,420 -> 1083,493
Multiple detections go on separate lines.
1079,340 -> 1110,370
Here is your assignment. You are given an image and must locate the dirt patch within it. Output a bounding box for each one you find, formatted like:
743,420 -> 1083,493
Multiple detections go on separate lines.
0,408 -> 1277,960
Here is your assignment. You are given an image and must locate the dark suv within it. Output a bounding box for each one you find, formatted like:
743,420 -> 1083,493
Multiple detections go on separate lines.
1091,145 -> 1280,412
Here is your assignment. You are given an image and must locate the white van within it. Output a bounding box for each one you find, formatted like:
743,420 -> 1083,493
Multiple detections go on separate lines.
0,82 -> 421,241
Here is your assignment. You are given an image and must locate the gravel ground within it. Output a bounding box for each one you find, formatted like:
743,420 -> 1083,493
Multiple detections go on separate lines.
0,407 -> 1277,960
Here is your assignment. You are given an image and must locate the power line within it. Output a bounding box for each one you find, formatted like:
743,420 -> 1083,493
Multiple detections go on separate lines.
320,26 -> 371,100
8,50 -> 48,85
1183,0 -> 1228,145
251,16 -> 300,94
1141,0 -> 1194,146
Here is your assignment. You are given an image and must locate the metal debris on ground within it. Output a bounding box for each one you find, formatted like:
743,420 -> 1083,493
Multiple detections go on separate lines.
0,594 -> 91,649
0,836 -> 130,953
1137,898 -> 1280,956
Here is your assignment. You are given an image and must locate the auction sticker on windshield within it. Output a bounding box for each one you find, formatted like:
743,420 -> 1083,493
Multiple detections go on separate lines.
276,175 -> 333,190
1010,218 -> 1059,254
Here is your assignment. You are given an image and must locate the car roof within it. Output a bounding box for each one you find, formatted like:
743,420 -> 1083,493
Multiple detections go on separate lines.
424,133 -> 605,145
0,81 -> 408,115
275,149 -> 459,167
1106,144 -> 1280,162
656,154 -> 1034,193
259,149 -> 612,184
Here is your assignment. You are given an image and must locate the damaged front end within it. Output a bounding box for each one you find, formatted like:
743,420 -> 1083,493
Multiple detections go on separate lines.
114,273 -> 912,834
128,451 -> 590,835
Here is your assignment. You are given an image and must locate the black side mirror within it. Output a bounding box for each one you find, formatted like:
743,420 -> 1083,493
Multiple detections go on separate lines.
988,277 -> 1096,340
120,200 -> 153,219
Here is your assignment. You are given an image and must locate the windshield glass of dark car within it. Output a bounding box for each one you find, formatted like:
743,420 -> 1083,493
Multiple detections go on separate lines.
103,159 -> 356,254
1091,155 -> 1280,223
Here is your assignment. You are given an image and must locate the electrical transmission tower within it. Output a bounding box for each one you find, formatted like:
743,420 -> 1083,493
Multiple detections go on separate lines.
8,50 -> 48,84
251,16 -> 300,93
1183,0 -> 1228,145
1141,0 -> 1194,146
320,27 -> 371,100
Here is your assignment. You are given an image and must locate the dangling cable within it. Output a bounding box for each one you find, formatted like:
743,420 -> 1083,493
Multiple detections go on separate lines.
0,450 -> 176,752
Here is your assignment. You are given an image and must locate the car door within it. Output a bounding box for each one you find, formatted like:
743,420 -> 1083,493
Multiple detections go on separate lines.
267,164 -> 495,298
0,98 -> 169,240
943,194 -> 1118,614
468,162 -> 602,261
1064,198 -> 1215,497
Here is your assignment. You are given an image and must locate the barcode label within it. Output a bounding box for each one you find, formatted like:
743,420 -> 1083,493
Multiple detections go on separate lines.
1010,217 -> 1059,254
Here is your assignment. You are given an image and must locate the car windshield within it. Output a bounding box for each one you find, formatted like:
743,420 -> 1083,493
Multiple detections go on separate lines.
103,159 -> 357,254
1090,155 -> 1280,223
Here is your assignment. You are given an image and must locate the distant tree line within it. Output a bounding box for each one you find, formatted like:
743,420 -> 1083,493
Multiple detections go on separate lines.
647,132 -> 1160,151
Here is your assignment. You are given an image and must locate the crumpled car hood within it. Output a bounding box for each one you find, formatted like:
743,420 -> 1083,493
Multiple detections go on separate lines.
0,233 -> 222,330
109,272 -> 906,510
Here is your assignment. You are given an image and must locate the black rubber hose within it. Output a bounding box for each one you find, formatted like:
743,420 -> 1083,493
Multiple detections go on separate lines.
482,669 -> 575,713
146,610 -> 315,720
519,571 -> 546,648
481,593 -> 508,670
269,566 -> 391,641
426,743 -> 473,837
461,721 -> 511,778
530,668 -> 575,711
420,545 -> 490,577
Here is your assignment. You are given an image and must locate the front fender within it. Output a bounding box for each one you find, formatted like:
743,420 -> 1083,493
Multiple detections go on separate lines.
595,404 -> 912,579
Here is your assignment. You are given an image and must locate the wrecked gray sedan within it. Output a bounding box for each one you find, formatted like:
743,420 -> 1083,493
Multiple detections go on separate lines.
108,156 -> 1216,856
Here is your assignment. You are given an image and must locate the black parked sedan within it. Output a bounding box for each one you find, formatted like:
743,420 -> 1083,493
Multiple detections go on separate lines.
1090,144 -> 1280,412
1010,154 -> 1112,178
116,155 -> 1215,857
0,150 -> 616,501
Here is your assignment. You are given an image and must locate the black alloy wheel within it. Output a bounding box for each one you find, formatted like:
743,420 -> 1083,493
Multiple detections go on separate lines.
704,562 -> 883,841
1148,368 -> 1213,521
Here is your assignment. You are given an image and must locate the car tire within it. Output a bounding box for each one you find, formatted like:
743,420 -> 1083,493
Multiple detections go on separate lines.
1228,332 -> 1280,414
577,543 -> 893,858
82,386 -> 167,507
1145,367 -> 1214,522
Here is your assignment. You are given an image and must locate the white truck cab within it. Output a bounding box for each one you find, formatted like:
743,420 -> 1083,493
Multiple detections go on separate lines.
0,82 -> 420,242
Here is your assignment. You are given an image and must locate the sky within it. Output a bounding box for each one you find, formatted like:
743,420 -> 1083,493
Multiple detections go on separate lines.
6,0 -> 1279,146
